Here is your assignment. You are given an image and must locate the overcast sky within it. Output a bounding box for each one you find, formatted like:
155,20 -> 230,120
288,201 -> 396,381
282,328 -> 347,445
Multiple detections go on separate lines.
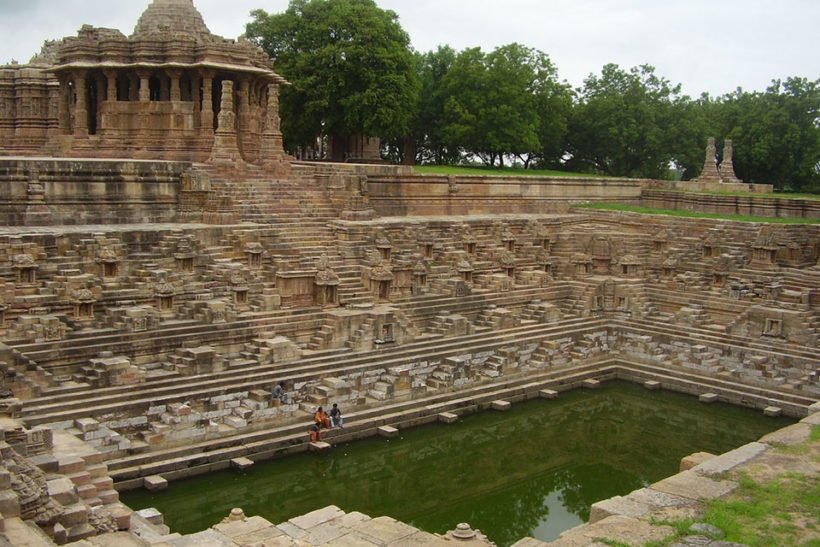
1,0 -> 817,97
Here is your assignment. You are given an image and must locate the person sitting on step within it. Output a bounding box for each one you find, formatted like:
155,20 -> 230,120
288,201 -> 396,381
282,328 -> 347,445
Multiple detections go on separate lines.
314,406 -> 331,429
329,403 -> 344,428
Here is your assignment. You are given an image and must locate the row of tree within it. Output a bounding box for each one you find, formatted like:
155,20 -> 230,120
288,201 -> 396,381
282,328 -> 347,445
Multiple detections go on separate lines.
247,0 -> 819,192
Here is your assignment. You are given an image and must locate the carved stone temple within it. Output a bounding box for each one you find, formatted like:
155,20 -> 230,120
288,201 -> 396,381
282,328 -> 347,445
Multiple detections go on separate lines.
0,0 -> 289,169
0,1 -> 817,546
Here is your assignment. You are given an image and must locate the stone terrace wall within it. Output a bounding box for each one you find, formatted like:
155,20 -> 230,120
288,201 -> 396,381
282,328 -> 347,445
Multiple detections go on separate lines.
641,189 -> 820,219
365,175 -> 643,216
0,159 -> 190,225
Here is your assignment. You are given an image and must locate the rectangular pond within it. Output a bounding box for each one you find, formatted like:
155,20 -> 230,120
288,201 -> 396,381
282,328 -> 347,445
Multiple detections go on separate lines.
121,381 -> 795,545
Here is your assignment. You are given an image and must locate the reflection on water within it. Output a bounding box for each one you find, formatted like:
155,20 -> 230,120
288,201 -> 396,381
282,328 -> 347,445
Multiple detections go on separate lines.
122,381 -> 793,545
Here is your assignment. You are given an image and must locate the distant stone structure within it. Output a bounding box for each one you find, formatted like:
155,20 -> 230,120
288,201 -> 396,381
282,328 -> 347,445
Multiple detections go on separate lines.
694,136 -> 743,184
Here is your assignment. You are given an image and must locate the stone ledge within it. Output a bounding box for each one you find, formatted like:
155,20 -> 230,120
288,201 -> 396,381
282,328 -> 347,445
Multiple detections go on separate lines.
378,426 -> 399,439
491,400 -> 511,411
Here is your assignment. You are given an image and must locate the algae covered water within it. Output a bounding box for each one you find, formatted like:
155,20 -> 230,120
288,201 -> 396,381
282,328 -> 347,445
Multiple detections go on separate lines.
121,381 -> 794,545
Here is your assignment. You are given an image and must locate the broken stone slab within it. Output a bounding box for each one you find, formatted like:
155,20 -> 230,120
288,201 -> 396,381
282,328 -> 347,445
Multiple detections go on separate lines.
539,389 -> 558,399
46,477 -> 78,506
699,392 -> 719,403
135,507 -> 164,526
651,470 -> 737,501
680,451 -> 715,472
309,441 -> 331,453
377,426 -> 399,439
288,505 -> 346,531
231,457 -> 254,470
692,442 -> 768,477
582,379 -> 600,389
491,400 -> 511,411
551,514 -> 673,546
764,406 -> 782,417
643,380 -> 661,390
438,412 -> 458,424
143,475 -> 168,492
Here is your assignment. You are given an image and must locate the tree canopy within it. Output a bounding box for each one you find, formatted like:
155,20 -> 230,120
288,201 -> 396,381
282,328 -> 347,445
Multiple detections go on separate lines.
247,2 -> 818,191
246,0 -> 419,151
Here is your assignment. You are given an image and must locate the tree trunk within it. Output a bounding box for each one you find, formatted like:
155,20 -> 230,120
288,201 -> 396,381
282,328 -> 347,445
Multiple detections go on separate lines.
402,136 -> 416,165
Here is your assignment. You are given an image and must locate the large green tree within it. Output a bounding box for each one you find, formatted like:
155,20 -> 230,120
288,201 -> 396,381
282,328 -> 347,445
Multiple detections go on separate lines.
714,78 -> 820,192
246,0 -> 419,154
567,64 -> 682,179
435,44 -> 568,167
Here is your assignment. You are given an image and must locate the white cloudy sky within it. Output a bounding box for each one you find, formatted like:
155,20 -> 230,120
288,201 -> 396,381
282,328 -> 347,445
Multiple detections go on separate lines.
1,0 -> 817,97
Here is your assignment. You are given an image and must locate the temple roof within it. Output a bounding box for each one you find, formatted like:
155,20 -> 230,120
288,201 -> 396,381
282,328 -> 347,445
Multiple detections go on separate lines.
132,0 -> 213,41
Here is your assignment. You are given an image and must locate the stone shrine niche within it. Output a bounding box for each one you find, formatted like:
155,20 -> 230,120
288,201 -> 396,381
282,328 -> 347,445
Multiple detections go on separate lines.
571,253 -> 592,278
589,235 -> 614,275
97,247 -> 120,278
463,231 -> 477,255
499,251 -> 516,278
418,231 -> 435,259
458,258 -> 474,283
375,230 -> 392,261
13,254 -> 38,285
712,255 -> 733,288
702,232 -> 720,258
501,225 -> 516,252
244,242 -> 265,269
412,260 -> 429,295
313,254 -> 340,307
231,274 -> 249,309
367,255 -> 394,302
662,257 -> 677,280
154,273 -> 176,314
653,230 -> 670,253
619,255 -> 642,278
72,288 -> 96,319
174,240 -> 196,273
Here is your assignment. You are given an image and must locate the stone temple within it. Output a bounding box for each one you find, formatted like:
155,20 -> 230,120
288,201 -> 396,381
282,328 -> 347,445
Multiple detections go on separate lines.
0,1 -> 818,545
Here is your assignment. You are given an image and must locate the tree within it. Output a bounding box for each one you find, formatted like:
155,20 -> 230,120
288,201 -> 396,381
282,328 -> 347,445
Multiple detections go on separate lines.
246,0 -> 419,156
567,64 -> 682,179
715,78 -> 820,192
436,44 -> 568,167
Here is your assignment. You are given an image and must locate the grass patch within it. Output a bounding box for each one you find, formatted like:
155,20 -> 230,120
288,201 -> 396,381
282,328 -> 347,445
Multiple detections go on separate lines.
701,472 -> 820,547
413,165 -> 596,178
574,202 -> 820,224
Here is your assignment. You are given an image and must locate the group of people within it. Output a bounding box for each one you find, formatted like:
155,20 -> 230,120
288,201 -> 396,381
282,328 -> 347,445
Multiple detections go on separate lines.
309,403 -> 344,442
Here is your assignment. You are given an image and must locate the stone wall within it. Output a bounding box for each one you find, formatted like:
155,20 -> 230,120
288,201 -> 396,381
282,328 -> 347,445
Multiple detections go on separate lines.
640,189 -> 820,219
364,175 -> 643,216
0,159 -> 190,225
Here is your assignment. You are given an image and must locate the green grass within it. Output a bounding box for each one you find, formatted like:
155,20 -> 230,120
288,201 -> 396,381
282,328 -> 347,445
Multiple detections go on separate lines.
701,473 -> 820,547
413,164 -> 597,178
574,202 -> 820,224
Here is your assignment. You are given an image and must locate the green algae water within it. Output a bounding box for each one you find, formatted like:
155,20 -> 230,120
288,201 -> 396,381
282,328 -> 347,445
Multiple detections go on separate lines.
121,381 -> 795,545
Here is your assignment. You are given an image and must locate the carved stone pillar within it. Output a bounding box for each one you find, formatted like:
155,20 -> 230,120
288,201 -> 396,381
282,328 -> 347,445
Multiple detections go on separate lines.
73,70 -> 88,136
138,71 -> 150,102
200,72 -> 213,134
58,75 -> 71,134
105,70 -> 117,102
209,80 -> 242,164
259,83 -> 290,173
169,70 -> 181,102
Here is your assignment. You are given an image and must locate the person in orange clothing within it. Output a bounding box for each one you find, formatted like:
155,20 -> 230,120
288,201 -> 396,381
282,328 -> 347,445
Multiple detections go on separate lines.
314,406 -> 331,429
